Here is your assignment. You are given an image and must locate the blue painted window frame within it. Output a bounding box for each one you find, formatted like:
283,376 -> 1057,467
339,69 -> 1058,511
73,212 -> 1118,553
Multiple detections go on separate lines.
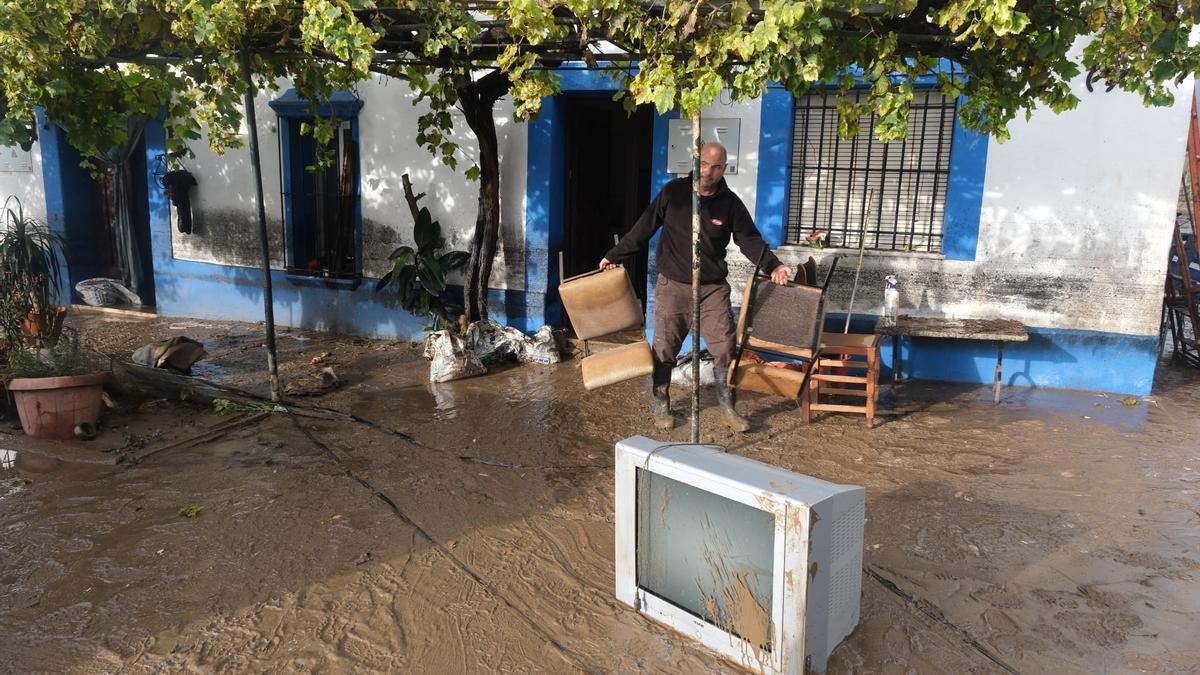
268,89 -> 364,284
757,63 -> 988,261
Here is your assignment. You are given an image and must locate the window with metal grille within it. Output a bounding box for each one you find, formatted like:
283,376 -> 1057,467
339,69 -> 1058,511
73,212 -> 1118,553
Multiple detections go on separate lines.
786,88 -> 957,253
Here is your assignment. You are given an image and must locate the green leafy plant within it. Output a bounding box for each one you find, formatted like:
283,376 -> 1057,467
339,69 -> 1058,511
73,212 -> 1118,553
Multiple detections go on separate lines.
376,183 -> 470,330
0,196 -> 64,351
805,230 -> 829,251
3,2 -> 1199,330
0,329 -> 98,380
212,398 -> 284,414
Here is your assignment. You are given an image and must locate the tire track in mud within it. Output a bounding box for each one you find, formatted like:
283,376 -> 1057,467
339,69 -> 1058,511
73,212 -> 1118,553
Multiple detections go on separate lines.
290,415 -> 596,674
317,400 -> 1025,673
865,565 -> 1020,674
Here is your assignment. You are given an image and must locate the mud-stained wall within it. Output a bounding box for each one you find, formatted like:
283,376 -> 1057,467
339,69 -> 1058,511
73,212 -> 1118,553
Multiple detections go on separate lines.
168,60 -> 1189,341
0,141 -> 46,225
173,77 -> 526,288
170,84 -> 286,269
734,66 -> 1192,338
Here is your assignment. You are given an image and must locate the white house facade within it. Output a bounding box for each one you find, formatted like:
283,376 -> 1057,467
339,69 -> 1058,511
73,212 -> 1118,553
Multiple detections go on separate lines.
10,60 -> 1193,395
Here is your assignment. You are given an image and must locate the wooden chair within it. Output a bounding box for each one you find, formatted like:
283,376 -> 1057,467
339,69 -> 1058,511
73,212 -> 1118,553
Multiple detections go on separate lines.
558,267 -> 654,390
726,257 -> 838,410
807,333 -> 881,428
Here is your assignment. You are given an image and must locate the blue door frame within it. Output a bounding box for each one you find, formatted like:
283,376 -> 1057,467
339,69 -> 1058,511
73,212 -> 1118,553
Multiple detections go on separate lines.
521,66 -> 676,334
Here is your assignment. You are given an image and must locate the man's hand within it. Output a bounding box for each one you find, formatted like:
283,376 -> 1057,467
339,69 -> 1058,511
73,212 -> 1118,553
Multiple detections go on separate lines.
770,265 -> 792,285
599,257 -> 618,271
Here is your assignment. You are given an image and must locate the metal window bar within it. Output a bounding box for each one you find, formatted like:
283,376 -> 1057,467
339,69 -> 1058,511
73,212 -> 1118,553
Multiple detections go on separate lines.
786,88 -> 957,252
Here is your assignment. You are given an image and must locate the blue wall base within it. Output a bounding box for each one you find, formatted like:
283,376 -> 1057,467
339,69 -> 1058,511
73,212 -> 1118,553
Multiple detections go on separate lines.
880,326 -> 1158,396
641,313 -> 1158,395
154,257 -> 538,340
827,314 -> 1158,395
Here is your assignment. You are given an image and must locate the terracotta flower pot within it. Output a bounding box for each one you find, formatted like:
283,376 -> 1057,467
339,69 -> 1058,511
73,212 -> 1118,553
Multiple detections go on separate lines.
5,372 -> 109,440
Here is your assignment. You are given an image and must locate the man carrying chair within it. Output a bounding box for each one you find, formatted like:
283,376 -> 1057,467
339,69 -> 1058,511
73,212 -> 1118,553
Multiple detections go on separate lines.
600,142 -> 792,432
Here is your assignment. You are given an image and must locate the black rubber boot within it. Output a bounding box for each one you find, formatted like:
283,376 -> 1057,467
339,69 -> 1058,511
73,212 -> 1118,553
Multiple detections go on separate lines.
652,363 -> 676,430
713,366 -> 750,432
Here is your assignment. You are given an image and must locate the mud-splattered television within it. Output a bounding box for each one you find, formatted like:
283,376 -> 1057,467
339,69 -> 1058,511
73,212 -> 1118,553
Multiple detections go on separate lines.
614,436 -> 865,674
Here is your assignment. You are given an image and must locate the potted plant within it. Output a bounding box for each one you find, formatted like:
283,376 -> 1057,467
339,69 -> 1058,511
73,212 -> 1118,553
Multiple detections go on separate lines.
0,196 -> 66,354
2,329 -> 109,440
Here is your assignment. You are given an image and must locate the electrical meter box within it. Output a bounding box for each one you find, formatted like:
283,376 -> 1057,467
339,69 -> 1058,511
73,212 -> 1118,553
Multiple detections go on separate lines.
666,118 -> 741,175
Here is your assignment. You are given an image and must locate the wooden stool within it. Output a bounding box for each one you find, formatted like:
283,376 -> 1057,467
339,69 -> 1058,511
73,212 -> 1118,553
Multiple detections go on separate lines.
804,333 -> 880,428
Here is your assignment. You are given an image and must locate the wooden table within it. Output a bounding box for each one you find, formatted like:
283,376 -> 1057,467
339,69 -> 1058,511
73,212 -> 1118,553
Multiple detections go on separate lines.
874,316 -> 1029,404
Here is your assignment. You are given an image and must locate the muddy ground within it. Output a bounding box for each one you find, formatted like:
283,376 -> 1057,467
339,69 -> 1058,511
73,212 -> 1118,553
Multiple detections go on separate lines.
1,306 -> 1198,674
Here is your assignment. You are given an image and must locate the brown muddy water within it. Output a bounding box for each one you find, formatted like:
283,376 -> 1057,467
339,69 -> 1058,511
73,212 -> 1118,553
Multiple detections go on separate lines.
1,307 -> 1198,673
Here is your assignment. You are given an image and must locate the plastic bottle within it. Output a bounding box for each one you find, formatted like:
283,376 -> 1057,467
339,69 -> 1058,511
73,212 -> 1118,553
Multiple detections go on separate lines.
882,274 -> 900,327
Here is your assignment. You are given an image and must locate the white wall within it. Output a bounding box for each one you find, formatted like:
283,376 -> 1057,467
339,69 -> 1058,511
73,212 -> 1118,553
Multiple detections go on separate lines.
175,67 -> 1192,339
757,75 -> 1193,337
175,75 -> 526,289
0,141 -> 46,226
356,78 -> 525,288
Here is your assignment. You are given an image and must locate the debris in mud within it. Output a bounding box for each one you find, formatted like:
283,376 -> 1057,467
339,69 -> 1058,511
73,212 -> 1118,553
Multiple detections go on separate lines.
460,456 -> 526,469
1119,395 -> 1140,407
671,350 -> 715,387
178,505 -> 204,518
212,399 -> 286,415
424,320 -> 561,383
425,330 -> 486,382
132,336 -> 208,375
285,366 -> 341,397
354,551 -> 372,566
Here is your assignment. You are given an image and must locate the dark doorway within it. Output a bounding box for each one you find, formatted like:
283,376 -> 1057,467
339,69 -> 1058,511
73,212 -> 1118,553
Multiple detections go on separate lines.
561,97 -> 653,310
79,133 -> 156,307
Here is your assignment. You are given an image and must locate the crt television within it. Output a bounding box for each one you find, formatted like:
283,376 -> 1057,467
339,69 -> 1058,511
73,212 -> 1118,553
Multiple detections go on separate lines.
614,436 -> 865,674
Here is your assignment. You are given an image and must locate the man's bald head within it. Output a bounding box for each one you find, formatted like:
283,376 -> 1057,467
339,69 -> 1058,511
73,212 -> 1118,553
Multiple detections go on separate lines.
698,142 -> 728,195
701,142 -> 728,164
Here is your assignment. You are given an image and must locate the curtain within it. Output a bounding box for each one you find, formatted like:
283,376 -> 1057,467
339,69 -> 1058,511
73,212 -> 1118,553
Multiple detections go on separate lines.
94,116 -> 147,304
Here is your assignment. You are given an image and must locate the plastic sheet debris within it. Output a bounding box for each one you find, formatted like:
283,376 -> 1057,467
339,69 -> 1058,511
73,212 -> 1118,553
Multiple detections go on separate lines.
671,350 -> 716,388
424,320 -> 562,383
75,278 -> 142,307
465,320 -> 529,362
521,326 -> 562,365
424,330 -> 486,383
131,336 -> 207,374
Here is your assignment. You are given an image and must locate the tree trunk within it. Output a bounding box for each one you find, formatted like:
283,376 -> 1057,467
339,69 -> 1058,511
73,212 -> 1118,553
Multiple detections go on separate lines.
460,106 -> 494,321
458,71 -> 508,323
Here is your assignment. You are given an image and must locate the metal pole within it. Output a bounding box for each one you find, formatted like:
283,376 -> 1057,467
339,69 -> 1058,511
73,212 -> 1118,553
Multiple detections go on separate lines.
843,190 -> 876,334
690,110 -> 701,443
239,48 -> 282,401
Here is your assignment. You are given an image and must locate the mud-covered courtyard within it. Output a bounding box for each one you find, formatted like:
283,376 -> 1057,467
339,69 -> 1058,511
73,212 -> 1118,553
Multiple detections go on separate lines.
1,307 -> 1198,673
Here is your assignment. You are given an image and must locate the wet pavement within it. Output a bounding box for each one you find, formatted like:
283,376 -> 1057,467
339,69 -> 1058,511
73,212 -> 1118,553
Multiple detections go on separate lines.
1,306 -> 1198,673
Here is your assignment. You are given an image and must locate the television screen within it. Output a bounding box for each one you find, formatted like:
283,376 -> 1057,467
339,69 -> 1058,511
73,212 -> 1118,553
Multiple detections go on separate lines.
615,436 -> 865,674
636,468 -> 776,653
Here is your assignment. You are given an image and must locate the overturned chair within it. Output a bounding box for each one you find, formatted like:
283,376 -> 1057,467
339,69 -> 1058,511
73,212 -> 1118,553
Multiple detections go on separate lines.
727,257 -> 838,412
558,267 -> 654,390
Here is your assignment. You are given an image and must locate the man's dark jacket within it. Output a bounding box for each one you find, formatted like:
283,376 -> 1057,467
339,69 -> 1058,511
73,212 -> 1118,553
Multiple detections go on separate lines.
604,176 -> 782,284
